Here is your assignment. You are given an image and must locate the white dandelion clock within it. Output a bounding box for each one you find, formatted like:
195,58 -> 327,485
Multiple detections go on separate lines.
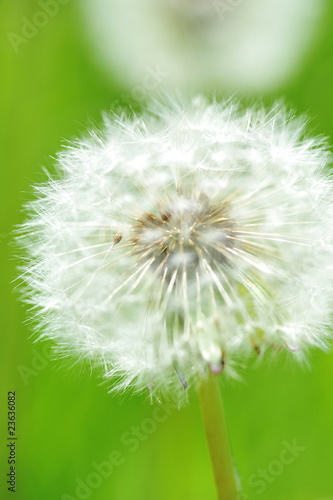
81,0 -> 324,94
18,96 -> 333,405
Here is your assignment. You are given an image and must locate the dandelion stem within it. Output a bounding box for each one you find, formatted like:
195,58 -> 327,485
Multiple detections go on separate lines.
197,373 -> 239,500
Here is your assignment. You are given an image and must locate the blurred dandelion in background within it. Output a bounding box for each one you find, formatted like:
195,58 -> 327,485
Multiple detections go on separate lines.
81,0 -> 325,95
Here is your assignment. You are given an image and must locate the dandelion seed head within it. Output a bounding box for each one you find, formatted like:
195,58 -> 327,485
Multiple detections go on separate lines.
18,96 -> 333,404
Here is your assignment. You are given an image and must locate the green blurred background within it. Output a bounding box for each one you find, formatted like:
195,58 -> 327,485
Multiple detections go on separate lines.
1,1 -> 333,499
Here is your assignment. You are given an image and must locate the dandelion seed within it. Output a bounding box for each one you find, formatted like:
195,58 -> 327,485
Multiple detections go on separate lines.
18,96 -> 333,405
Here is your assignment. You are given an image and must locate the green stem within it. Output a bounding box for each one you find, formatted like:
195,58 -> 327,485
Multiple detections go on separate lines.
197,373 -> 239,500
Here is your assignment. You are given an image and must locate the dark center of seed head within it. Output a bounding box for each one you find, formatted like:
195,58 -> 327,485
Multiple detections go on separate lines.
131,195 -> 235,274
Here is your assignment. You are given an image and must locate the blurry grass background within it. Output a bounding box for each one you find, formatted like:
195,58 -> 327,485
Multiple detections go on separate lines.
1,1 -> 333,499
